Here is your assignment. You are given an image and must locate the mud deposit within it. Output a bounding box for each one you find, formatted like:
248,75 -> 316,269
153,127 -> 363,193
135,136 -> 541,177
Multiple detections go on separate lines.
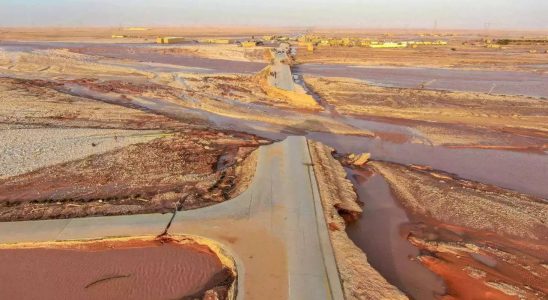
0,237 -> 234,300
345,168 -> 445,300
0,131 -> 263,221
366,161 -> 548,299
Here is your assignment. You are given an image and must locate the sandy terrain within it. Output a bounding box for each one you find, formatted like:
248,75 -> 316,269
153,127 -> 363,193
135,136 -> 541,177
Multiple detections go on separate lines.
0,128 -> 165,178
368,161 -> 547,299
0,77 -> 186,130
295,29 -> 548,72
305,76 -> 548,150
0,26 -> 300,41
296,46 -> 548,72
154,44 -> 270,63
1,27 -> 547,299
1,48 -> 371,136
0,46 -> 274,221
0,131 -> 263,221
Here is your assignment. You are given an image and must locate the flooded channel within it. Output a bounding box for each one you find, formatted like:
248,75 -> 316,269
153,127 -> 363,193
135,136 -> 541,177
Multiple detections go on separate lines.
0,41 -> 267,74
0,237 -> 233,299
3,42 -> 546,298
60,83 -> 548,199
57,80 -> 547,299
295,64 -> 548,98
345,168 -> 446,299
307,132 -> 548,199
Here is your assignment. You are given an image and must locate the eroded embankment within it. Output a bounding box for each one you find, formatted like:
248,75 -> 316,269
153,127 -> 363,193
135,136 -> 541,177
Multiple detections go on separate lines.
344,168 -> 446,300
307,140 -> 407,300
0,235 -> 236,300
369,161 -> 548,300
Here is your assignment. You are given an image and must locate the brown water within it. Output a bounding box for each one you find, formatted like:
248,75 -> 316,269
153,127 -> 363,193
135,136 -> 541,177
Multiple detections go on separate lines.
307,132 -> 548,199
345,169 -> 446,300
0,41 -> 266,74
0,238 -> 231,300
59,83 -> 548,199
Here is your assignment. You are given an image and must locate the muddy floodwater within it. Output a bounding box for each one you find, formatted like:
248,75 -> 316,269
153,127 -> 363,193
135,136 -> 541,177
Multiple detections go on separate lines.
0,41 -> 267,74
60,84 -> 548,198
345,169 -> 446,300
295,64 -> 548,98
0,238 -> 232,300
307,132 -> 548,198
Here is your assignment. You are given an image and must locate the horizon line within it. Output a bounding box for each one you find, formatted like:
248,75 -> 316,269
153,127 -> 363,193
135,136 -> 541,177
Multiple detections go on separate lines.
1,25 -> 547,33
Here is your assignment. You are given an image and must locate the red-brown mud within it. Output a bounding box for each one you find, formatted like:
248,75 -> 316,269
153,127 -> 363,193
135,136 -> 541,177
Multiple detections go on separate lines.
345,168 -> 445,300
364,161 -> 548,299
0,237 -> 235,300
0,131 -> 264,221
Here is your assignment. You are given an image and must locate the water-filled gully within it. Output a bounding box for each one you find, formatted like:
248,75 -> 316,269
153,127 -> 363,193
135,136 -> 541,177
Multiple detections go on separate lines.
345,168 -> 446,299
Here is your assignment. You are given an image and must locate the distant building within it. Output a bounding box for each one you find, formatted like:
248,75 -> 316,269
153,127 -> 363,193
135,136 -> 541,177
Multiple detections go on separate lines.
240,41 -> 263,48
204,39 -> 232,44
124,27 -> 150,31
156,37 -> 185,44
369,41 -> 408,48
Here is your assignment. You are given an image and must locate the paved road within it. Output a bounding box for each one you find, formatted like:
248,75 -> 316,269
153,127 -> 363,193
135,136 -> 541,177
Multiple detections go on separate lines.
268,47 -> 295,91
0,137 -> 343,300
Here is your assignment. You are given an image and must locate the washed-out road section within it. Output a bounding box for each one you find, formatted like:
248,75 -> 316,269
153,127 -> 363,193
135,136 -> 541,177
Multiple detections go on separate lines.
0,136 -> 343,300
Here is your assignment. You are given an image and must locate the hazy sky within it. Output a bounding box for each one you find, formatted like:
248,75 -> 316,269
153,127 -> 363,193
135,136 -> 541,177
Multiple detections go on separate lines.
0,0 -> 546,29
